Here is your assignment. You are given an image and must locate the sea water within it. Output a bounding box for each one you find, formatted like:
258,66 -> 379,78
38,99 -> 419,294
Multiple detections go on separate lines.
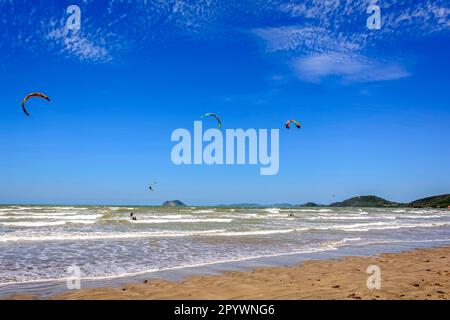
1,205 -> 450,297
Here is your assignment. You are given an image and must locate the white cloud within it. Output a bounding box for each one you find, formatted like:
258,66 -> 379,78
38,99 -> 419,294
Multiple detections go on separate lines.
1,0 -> 448,67
46,27 -> 111,63
0,0 -> 225,63
253,26 -> 362,54
293,53 -> 410,83
252,0 -> 449,84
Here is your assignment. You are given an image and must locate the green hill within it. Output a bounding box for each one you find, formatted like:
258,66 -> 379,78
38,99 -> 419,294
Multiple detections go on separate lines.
408,194 -> 450,208
299,202 -> 322,207
329,195 -> 400,207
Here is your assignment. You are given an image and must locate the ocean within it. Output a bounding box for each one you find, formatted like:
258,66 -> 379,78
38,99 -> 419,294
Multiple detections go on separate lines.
1,205 -> 450,297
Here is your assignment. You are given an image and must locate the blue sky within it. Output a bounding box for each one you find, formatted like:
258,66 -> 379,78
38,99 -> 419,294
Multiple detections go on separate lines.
0,0 -> 449,205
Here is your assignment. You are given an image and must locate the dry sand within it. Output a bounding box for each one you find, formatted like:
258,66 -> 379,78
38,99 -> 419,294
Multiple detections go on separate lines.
10,246 -> 450,300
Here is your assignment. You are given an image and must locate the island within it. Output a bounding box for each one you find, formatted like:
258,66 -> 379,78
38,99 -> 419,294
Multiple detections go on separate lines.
162,200 -> 187,207
329,195 -> 401,207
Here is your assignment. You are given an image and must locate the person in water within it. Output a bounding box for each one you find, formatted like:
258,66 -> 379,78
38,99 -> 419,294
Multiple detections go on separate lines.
130,212 -> 137,221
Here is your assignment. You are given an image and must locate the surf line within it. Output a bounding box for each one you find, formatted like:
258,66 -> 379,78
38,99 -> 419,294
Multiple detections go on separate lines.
171,121 -> 279,175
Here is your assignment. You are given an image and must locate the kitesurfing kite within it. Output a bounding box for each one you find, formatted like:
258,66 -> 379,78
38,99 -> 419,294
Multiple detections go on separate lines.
22,93 -> 51,116
285,120 -> 301,129
148,182 -> 157,192
201,113 -> 222,129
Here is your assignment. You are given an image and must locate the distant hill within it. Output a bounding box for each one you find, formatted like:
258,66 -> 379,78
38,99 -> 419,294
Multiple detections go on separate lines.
213,194 -> 450,209
299,202 -> 323,207
162,200 -> 186,207
329,195 -> 400,207
272,203 -> 299,208
408,194 -> 450,208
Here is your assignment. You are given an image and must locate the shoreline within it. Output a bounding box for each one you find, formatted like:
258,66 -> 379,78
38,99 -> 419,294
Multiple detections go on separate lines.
7,245 -> 450,300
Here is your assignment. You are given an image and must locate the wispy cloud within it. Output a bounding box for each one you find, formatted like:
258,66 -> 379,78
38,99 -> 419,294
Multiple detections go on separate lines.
252,0 -> 449,84
46,26 -> 112,63
0,0 -> 225,64
293,53 -> 410,83
278,0 -> 450,38
253,26 -> 362,55
1,0 -> 449,68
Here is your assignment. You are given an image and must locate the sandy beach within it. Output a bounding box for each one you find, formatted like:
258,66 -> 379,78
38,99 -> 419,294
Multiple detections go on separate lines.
9,246 -> 444,300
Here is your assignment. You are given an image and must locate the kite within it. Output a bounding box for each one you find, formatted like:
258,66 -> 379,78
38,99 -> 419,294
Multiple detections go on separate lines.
201,113 -> 222,129
22,93 -> 51,116
285,120 -> 301,129
149,182 -> 157,192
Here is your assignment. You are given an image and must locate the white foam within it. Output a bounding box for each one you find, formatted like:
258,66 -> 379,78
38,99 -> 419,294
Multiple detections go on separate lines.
294,208 -> 333,213
398,215 -> 442,219
51,207 -> 88,210
129,218 -> 233,224
222,213 -> 262,219
378,215 -> 397,220
0,227 -> 307,242
0,237 -> 355,286
0,219 -> 99,227
342,237 -> 362,242
136,214 -> 195,219
67,220 -> 96,225
211,228 -> 307,236
317,221 -> 450,232
0,221 -> 67,227
194,209 -> 216,214
0,229 -> 228,242
19,211 -> 94,217
306,216 -> 373,221
410,210 -> 429,214
0,214 -> 102,220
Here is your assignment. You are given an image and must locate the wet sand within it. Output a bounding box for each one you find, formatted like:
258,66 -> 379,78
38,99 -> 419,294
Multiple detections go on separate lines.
9,246 -> 450,300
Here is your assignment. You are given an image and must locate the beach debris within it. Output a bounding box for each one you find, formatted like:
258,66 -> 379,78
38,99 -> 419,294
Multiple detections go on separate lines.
22,92 -> 51,116
200,113 -> 222,129
285,120 -> 301,129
